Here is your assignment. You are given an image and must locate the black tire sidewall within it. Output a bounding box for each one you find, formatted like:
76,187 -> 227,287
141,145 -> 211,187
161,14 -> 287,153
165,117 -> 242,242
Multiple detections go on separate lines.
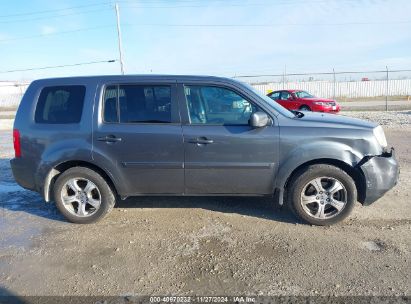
289,165 -> 357,226
54,167 -> 115,224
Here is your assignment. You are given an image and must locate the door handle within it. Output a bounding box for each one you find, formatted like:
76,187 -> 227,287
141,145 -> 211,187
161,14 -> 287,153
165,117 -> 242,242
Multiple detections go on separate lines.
97,135 -> 122,143
187,137 -> 214,145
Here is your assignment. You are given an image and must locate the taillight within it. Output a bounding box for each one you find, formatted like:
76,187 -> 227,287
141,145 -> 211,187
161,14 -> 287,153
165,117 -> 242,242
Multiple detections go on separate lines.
13,129 -> 21,158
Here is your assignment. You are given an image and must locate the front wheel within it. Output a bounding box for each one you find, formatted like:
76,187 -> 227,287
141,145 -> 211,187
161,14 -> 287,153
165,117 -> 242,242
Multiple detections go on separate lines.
53,167 -> 116,224
299,105 -> 311,111
287,164 -> 357,226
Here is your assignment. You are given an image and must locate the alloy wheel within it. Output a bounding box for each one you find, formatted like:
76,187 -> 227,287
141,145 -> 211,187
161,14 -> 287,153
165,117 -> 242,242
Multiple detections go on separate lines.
300,176 -> 347,219
60,178 -> 102,217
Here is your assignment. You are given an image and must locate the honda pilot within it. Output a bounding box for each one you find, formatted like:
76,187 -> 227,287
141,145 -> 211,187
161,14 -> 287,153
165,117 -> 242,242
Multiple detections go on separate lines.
11,75 -> 399,225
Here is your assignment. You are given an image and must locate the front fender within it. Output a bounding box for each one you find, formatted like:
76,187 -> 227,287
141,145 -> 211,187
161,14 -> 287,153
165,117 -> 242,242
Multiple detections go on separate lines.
275,141 -> 364,205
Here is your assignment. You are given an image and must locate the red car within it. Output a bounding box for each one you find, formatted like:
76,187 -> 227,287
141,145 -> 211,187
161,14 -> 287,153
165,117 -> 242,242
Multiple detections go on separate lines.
267,90 -> 341,113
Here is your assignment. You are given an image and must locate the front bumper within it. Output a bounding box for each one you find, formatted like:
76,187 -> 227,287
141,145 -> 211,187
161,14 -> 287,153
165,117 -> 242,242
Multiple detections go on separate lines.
360,148 -> 399,205
312,104 -> 341,113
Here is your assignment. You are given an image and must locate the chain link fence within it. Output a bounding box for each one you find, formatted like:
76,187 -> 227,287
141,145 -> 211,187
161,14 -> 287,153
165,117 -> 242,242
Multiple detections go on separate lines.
0,82 -> 30,109
1,69 -> 411,110
236,69 -> 411,110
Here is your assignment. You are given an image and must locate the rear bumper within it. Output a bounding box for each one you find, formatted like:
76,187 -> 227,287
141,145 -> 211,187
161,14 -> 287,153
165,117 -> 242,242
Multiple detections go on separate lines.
10,158 -> 37,192
360,148 -> 399,205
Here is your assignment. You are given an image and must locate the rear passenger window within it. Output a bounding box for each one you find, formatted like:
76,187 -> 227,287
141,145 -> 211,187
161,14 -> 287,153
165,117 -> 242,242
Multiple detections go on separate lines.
103,86 -> 118,123
35,85 -> 86,124
103,85 -> 172,123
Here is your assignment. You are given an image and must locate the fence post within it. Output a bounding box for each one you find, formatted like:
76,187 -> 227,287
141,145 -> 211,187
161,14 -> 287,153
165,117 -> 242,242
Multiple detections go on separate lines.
385,66 -> 389,111
333,68 -> 336,100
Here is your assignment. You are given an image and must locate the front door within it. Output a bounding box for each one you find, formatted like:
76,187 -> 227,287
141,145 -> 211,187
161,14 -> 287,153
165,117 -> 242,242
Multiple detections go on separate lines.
180,84 -> 279,195
93,82 -> 184,195
279,91 -> 298,110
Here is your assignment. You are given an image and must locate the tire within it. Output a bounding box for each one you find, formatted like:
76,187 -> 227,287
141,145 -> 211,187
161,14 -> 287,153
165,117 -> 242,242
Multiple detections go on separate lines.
287,164 -> 357,226
300,105 -> 311,111
53,167 -> 116,224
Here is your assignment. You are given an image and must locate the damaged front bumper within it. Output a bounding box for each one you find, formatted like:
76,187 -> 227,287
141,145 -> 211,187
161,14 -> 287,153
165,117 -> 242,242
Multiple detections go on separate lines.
359,147 -> 399,205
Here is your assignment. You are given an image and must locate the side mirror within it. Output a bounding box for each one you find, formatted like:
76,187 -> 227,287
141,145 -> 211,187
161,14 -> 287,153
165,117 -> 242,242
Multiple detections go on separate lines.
250,111 -> 270,128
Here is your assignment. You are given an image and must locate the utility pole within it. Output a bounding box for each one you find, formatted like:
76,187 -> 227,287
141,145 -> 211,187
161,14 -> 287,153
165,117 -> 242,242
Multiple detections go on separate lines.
115,3 -> 125,75
333,68 -> 336,100
385,66 -> 389,111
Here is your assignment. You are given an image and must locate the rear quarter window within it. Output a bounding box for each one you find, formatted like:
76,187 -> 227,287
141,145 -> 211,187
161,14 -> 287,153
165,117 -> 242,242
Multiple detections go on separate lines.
269,92 -> 280,99
102,84 -> 172,123
35,85 -> 86,124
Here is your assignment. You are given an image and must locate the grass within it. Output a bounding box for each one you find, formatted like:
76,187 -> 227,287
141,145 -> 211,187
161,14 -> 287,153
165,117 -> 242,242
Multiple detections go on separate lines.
0,115 -> 15,119
0,106 -> 17,112
336,95 -> 410,102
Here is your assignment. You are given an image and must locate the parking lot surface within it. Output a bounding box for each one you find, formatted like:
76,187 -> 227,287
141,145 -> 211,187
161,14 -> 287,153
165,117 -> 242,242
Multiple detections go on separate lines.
0,111 -> 410,296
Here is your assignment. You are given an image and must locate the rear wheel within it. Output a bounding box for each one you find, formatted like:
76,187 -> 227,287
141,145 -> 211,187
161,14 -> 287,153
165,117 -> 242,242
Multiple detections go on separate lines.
287,164 -> 357,226
54,167 -> 116,224
300,105 -> 311,111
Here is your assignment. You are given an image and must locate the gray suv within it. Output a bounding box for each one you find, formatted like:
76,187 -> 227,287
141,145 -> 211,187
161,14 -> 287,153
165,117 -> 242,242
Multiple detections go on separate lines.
10,75 -> 399,225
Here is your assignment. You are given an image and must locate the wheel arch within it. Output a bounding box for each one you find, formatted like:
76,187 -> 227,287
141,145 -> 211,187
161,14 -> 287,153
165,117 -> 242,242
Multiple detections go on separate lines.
44,160 -> 119,202
282,158 -> 366,205
299,104 -> 311,110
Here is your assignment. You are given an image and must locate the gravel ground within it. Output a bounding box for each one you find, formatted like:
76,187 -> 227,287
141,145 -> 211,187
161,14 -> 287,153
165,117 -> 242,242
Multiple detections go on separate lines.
341,110 -> 411,128
0,111 -> 410,298
340,100 -> 411,112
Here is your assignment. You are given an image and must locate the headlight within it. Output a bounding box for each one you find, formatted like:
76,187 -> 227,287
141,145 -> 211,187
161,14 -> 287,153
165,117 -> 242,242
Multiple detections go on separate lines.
313,101 -> 325,105
373,125 -> 387,148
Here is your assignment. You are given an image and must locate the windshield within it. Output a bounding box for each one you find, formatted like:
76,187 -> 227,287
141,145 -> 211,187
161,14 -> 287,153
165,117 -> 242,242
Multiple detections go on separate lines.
242,83 -> 295,118
295,90 -> 315,98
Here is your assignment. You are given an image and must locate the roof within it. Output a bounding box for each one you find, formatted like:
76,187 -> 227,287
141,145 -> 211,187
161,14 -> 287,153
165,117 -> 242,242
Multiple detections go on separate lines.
273,89 -> 305,92
34,74 -> 241,84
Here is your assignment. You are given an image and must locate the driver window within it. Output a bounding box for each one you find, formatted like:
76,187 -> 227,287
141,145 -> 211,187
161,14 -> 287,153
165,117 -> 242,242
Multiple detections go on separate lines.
280,91 -> 291,100
184,85 -> 260,125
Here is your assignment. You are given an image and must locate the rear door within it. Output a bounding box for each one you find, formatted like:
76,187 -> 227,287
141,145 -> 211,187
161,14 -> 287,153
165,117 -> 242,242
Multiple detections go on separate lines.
93,81 -> 184,195
179,82 -> 279,195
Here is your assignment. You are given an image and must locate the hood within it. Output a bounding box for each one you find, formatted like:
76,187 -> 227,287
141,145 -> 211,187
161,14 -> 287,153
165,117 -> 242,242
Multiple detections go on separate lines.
297,111 -> 377,129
